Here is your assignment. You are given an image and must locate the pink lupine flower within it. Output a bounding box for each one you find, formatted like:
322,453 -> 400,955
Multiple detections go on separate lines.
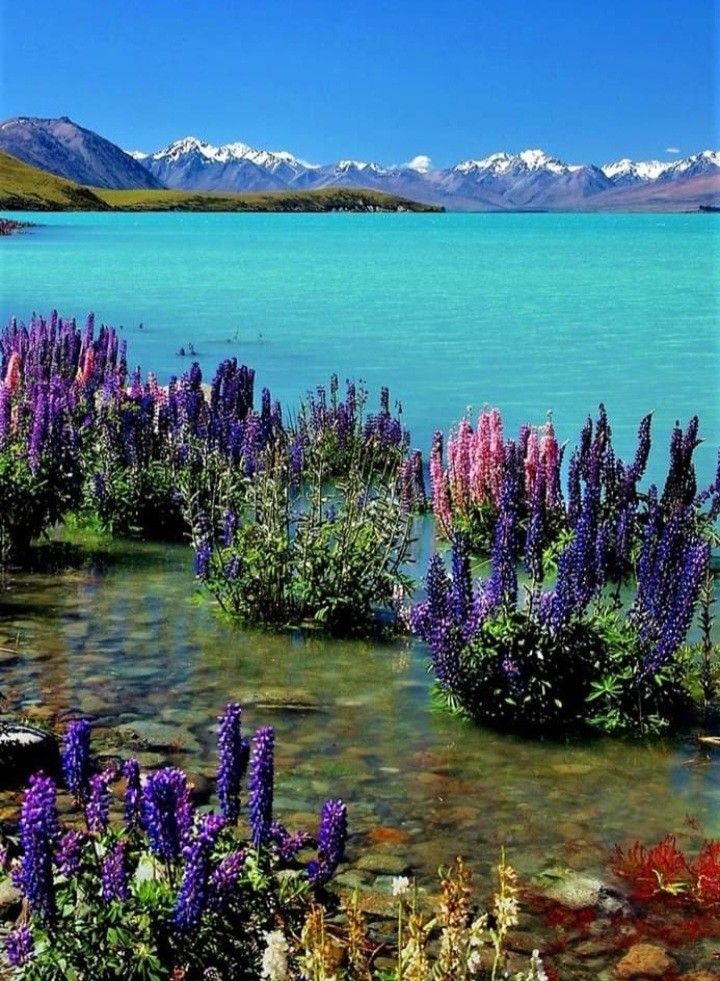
76,348 -> 95,387
524,427 -> 540,499
448,417 -> 473,514
541,419 -> 561,506
430,431 -> 452,530
488,408 -> 505,505
4,352 -> 21,393
470,410 -> 490,505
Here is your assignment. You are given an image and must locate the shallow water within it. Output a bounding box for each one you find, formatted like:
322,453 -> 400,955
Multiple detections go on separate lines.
2,212 -> 719,486
1,537 -> 719,889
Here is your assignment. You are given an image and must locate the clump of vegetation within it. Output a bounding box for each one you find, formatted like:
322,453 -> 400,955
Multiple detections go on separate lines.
1,707 -> 347,979
298,854 -> 550,981
193,445 -> 415,636
612,833 -> 720,905
0,315 -> 94,562
413,417 -> 720,735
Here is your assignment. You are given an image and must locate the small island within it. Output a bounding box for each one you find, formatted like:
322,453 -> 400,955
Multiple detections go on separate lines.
0,217 -> 33,235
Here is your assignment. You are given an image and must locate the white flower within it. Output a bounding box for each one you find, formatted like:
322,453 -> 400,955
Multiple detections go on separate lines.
514,951 -> 548,981
260,929 -> 289,981
494,894 -> 519,929
391,874 -> 411,897
529,950 -> 548,981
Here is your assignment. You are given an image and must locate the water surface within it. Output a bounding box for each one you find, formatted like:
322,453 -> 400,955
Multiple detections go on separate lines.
2,212 -> 718,485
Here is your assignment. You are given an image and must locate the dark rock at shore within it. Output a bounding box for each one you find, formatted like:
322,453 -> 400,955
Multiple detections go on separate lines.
0,721 -> 59,788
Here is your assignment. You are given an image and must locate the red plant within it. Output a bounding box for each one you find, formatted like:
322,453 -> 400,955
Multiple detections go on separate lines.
694,840 -> 720,904
612,836 -> 692,902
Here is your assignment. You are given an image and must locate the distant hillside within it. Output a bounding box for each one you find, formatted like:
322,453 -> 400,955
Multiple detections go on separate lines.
0,116 -> 162,189
96,186 -> 441,212
0,152 -> 441,213
0,151 -> 110,210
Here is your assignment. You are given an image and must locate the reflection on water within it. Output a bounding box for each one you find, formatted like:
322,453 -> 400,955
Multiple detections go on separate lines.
1,537 -> 719,888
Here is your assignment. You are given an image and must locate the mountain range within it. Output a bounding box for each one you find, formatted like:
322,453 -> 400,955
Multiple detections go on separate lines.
1,116 -> 718,211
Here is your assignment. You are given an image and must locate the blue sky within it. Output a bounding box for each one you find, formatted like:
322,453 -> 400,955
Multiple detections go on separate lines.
1,0 -> 717,166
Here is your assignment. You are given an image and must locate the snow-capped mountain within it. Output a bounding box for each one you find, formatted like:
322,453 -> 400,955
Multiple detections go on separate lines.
135,135 -> 719,208
453,149 -> 576,177
601,158 -> 671,185
141,135 -> 313,191
3,117 -> 718,210
661,150 -> 720,180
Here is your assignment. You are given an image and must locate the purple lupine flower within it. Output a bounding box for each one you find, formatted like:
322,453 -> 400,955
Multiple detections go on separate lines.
221,509 -> 237,547
501,654 -> 522,692
55,830 -> 86,879
173,814 -> 225,931
547,483 -> 603,629
269,821 -> 312,862
194,540 -> 212,580
484,470 -> 519,610
0,384 -> 11,447
92,472 -> 106,499
641,540 -> 709,677
450,532 -> 472,623
209,849 -> 246,911
101,841 -> 129,903
122,759 -> 142,832
566,451 -> 582,528
290,434 -> 304,483
524,472 -> 546,583
614,503 -> 636,577
5,924 -> 33,968
85,770 -> 113,834
142,768 -> 194,861
662,417 -> 699,510
61,719 -> 92,804
410,553 -> 450,640
630,412 -> 652,483
189,362 -> 203,390
223,556 -> 241,581
216,703 -> 249,824
18,773 -> 58,925
248,727 -> 275,848
27,385 -> 48,472
307,799 -> 348,888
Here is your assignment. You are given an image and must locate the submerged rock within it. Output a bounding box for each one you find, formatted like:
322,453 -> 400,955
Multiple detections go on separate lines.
0,722 -> 58,788
116,720 -> 201,754
613,943 -> 676,978
355,852 -> 411,876
0,880 -> 21,922
532,865 -> 630,915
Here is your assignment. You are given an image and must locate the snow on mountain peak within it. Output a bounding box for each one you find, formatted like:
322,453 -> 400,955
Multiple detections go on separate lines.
150,135 -> 309,171
336,159 -> 386,174
516,149 -> 568,173
602,151 -> 720,182
453,149 -> 570,176
601,158 -> 671,181
667,149 -> 720,174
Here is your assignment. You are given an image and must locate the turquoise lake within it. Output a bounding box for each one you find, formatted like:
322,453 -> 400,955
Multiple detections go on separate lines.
2,211 -> 718,485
